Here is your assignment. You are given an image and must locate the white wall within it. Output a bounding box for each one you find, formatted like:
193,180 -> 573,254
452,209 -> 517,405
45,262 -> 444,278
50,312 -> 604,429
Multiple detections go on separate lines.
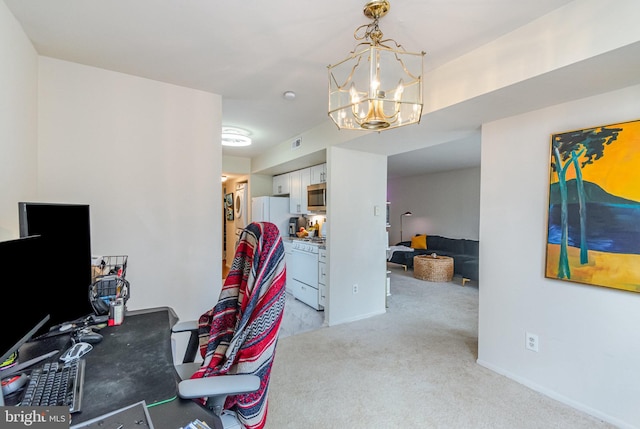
325,146 -> 387,326
0,1 -> 38,241
478,84 -> 640,428
222,155 -> 251,176
249,174 -> 273,199
387,167 -> 480,244
37,57 -> 222,324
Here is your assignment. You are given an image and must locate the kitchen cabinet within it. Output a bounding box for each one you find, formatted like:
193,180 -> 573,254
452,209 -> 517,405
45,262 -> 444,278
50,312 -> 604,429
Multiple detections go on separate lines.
273,173 -> 289,196
310,163 -> 327,184
289,167 -> 310,214
318,248 -> 327,307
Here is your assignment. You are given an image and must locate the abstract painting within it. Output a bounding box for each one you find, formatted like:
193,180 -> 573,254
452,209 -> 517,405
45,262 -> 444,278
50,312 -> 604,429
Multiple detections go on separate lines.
546,119 -> 640,293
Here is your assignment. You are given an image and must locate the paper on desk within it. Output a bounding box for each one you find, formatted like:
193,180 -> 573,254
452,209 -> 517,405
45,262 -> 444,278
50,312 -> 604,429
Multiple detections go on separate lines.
180,419 -> 211,429
70,400 -> 154,429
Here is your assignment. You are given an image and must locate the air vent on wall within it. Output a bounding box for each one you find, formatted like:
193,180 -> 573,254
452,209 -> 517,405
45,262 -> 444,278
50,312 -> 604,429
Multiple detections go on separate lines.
291,137 -> 301,150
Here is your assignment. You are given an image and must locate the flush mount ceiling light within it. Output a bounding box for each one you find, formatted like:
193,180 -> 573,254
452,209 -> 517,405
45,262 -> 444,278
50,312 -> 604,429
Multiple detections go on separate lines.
221,127 -> 252,147
328,0 -> 425,131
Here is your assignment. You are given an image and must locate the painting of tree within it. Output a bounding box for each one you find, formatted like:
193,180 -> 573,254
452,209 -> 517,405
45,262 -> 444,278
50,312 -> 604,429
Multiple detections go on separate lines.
546,119 -> 640,293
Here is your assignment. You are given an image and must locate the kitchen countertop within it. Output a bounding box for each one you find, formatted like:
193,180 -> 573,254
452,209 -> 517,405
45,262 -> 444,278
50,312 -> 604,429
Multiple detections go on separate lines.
284,236 -> 326,248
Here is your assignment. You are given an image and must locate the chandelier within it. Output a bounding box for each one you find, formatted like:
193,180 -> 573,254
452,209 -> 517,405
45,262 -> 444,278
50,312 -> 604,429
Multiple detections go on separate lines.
328,0 -> 425,131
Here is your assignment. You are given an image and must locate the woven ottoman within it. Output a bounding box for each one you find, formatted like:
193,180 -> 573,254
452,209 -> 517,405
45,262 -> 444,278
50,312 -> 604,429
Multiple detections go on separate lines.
413,255 -> 454,282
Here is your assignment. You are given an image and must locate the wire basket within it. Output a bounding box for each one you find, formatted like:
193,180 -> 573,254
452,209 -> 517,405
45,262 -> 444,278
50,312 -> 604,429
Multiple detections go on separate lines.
89,255 -> 130,315
413,254 -> 453,282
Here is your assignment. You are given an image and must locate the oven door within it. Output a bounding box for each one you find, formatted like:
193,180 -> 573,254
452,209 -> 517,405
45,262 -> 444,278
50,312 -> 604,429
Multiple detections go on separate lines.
289,248 -> 322,310
290,249 -> 319,288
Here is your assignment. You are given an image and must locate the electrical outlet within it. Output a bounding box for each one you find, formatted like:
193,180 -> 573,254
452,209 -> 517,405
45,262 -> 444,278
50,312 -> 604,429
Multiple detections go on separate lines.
352,284 -> 358,294
526,332 -> 539,352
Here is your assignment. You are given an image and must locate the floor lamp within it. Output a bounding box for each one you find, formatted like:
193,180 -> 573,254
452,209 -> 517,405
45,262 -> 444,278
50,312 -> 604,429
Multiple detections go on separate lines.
400,211 -> 412,242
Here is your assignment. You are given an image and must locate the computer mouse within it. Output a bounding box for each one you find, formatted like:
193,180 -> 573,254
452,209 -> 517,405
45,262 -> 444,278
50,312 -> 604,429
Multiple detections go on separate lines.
59,323 -> 75,332
77,331 -> 103,344
1,373 -> 28,396
60,342 -> 93,363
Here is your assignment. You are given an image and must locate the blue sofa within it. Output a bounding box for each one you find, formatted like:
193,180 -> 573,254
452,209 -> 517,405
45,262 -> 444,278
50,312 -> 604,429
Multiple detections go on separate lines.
388,234 -> 479,282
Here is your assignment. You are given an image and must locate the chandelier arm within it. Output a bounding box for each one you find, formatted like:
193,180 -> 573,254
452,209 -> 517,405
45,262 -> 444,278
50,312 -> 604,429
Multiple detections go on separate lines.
350,105 -> 366,124
350,99 -> 401,123
376,37 -> 402,50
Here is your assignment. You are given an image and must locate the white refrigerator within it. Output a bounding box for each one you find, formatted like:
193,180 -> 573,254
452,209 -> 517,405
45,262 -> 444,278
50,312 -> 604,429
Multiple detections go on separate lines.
251,196 -> 291,238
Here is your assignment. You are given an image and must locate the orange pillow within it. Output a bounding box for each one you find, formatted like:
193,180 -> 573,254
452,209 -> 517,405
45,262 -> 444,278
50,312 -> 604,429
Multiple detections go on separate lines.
411,235 -> 427,249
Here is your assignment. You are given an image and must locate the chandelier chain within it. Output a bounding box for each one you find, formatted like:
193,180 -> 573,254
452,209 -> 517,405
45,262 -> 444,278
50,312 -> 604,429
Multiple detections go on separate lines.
353,21 -> 407,54
354,18 -> 383,45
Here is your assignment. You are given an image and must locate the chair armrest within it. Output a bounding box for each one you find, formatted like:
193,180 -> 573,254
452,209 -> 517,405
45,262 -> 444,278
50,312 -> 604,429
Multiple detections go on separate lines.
172,320 -> 198,333
178,374 -> 260,399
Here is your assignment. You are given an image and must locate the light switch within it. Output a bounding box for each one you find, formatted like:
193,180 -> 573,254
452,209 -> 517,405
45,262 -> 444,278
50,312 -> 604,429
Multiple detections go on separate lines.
374,205 -> 380,216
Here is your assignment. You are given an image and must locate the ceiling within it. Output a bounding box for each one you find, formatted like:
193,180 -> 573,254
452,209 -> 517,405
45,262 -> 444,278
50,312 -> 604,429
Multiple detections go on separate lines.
5,0 -> 627,178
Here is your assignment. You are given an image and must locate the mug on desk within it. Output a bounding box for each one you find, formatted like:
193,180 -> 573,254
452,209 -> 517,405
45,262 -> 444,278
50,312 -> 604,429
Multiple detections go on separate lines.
108,298 -> 124,326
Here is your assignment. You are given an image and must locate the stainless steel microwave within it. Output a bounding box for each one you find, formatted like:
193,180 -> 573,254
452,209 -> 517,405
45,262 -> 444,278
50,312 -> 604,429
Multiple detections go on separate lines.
307,183 -> 326,212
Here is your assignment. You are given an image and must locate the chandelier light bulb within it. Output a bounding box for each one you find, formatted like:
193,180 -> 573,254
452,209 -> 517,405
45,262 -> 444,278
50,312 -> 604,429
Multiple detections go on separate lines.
349,83 -> 360,104
371,78 -> 380,93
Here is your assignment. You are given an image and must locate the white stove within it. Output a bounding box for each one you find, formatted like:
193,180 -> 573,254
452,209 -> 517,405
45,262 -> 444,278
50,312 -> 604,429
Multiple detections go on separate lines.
289,240 -> 323,310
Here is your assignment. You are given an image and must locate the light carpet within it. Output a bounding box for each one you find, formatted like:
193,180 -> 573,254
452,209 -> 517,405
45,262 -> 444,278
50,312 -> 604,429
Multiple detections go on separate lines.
266,267 -> 614,428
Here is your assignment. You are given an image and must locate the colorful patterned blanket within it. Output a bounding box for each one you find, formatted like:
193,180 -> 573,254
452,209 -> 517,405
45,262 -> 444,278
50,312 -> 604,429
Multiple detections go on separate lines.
190,222 -> 286,429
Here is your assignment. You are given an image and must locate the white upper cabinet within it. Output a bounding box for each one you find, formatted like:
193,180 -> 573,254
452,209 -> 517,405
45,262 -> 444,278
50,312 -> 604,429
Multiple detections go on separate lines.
289,167 -> 310,214
273,173 -> 290,196
273,164 -> 322,212
310,163 -> 327,184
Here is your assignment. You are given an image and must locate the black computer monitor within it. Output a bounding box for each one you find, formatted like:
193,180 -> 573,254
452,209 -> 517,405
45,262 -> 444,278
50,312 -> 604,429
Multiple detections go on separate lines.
18,202 -> 94,329
0,236 -> 51,367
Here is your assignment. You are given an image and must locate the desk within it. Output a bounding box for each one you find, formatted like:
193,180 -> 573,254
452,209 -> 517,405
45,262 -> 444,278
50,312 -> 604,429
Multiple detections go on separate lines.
15,307 -> 219,429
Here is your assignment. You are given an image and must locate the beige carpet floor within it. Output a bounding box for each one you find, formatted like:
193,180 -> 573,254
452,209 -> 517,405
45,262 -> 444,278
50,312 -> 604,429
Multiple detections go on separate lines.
265,267 -> 614,429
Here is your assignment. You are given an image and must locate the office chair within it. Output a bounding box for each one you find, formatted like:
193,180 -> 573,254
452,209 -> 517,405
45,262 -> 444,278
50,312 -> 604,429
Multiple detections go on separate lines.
172,222 -> 286,429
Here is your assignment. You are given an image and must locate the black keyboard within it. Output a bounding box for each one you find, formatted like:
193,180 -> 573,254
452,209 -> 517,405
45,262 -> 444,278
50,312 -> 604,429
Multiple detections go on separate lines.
21,359 -> 85,413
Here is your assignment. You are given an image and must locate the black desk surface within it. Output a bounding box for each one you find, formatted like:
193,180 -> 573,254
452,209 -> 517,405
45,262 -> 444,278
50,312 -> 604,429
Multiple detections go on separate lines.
14,307 -> 219,429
